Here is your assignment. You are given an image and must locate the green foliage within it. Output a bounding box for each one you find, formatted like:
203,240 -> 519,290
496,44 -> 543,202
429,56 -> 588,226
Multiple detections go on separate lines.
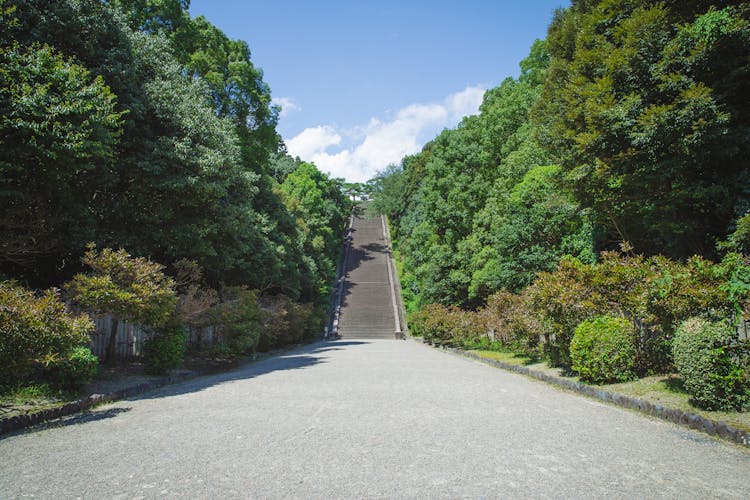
0,281 -> 93,385
143,324 -> 187,375
43,346 -> 99,389
0,38 -> 122,267
535,2 -> 750,258
369,39 -> 591,308
673,317 -> 749,411
279,162 -> 349,303
367,164 -> 408,221
66,245 -> 177,326
408,249 -> 746,379
66,245 -> 177,362
467,164 -> 594,296
570,316 -> 637,384
476,290 -> 542,355
260,295 -> 319,350
210,287 -> 262,357
407,303 -> 483,348
526,256 -> 606,367
0,0 -> 345,315
107,0 -> 190,33
721,212 -> 750,255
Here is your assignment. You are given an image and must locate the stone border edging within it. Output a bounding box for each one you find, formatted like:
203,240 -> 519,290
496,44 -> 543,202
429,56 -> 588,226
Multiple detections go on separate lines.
422,340 -> 750,447
0,371 -> 197,437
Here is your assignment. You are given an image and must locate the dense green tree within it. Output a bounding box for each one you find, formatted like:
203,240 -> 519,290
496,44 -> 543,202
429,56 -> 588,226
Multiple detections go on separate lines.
464,165 -> 594,298
1,0 -> 347,306
280,162 -> 349,302
374,40 -> 560,307
534,1 -> 750,257
0,3 -> 123,269
367,164 -> 407,220
105,0 -> 189,33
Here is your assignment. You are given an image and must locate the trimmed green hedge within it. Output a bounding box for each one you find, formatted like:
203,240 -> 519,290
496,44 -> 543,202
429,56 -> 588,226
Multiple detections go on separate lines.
673,318 -> 750,411
570,316 -> 637,384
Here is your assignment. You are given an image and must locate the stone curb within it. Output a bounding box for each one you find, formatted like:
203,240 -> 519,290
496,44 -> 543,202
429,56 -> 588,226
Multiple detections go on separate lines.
421,340 -> 750,448
0,371 -> 198,437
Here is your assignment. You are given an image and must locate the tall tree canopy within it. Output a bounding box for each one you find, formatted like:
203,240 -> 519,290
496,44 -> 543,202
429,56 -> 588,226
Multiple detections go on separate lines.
534,0 -> 750,257
0,0 -> 348,309
371,0 -> 749,312
372,39 -> 593,308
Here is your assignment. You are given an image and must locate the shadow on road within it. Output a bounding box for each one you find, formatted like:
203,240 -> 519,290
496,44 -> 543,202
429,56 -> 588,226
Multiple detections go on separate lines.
125,339 -> 372,403
3,340 -> 374,437
16,407 -> 133,435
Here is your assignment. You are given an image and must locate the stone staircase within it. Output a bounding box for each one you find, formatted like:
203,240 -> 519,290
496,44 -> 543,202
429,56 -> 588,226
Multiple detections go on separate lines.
337,212 -> 398,339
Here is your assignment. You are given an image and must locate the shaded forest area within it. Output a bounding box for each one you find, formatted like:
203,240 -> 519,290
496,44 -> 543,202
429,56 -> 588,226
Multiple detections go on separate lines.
1,0 -> 350,387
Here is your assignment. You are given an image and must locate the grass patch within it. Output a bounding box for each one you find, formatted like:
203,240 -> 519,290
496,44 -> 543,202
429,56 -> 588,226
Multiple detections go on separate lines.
470,349 -> 750,433
469,349 -> 540,367
0,383 -> 80,418
608,375 -> 750,433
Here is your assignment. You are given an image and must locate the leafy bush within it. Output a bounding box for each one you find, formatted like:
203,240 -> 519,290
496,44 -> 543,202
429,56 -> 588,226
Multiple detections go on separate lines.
260,295 -> 318,349
43,346 -> 99,388
411,304 -> 457,345
478,290 -> 543,354
570,316 -> 637,384
673,317 -> 750,411
66,245 -> 177,362
408,303 -> 447,341
0,281 -> 93,386
211,287 -> 262,357
526,256 -> 607,367
408,303 -> 484,348
173,260 -> 219,332
641,255 -> 734,372
144,324 -> 187,375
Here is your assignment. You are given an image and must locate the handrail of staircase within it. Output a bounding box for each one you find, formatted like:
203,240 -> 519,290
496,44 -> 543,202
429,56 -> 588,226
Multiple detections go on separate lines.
381,214 -> 404,339
326,210 -> 354,339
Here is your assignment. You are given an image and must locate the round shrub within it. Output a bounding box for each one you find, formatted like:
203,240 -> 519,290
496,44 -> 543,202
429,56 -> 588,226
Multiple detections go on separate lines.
673,317 -> 749,411
44,346 -> 99,388
144,326 -> 187,375
570,315 -> 637,384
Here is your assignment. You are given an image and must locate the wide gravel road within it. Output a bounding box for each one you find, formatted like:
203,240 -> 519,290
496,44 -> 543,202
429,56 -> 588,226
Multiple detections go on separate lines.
1,339 -> 749,498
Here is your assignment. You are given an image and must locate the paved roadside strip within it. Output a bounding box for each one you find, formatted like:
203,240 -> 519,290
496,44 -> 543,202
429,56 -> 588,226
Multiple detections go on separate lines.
0,344 -> 313,437
420,338 -> 750,447
6,335 -> 748,450
0,372 -> 198,437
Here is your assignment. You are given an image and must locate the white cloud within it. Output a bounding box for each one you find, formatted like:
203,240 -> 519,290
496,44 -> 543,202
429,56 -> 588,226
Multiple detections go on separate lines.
272,96 -> 301,118
285,85 -> 486,183
285,125 -> 341,159
446,86 -> 487,121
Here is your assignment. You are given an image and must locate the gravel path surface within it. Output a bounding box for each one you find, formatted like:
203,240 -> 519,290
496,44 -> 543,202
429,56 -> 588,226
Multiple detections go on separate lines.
1,338 -> 749,498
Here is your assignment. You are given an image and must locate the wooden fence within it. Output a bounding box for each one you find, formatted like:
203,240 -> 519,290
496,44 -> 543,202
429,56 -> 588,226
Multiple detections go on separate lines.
89,315 -> 218,360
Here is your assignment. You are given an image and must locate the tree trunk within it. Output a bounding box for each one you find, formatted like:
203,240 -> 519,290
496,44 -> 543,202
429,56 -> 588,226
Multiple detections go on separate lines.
105,317 -> 119,364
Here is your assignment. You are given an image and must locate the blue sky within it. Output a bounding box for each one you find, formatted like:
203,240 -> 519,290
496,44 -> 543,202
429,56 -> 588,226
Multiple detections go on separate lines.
189,0 -> 567,181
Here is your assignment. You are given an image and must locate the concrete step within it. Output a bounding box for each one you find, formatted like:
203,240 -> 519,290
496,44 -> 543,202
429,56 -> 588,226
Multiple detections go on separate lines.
336,211 -> 397,340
